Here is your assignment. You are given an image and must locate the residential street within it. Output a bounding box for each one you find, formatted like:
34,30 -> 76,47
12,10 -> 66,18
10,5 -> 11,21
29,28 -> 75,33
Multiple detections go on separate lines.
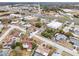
0,25 -> 79,56
34,35 -> 79,56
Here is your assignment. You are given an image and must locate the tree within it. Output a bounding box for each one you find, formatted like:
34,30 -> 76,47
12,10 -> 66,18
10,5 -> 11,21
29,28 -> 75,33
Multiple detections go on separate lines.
74,14 -> 79,18
42,5 -> 49,12
32,43 -> 36,50
11,44 -> 16,49
46,28 -> 53,33
11,42 -> 23,49
22,18 -> 26,22
16,42 -> 23,49
8,20 -> 12,23
65,32 -> 73,37
14,12 -> 20,14
41,28 -> 54,39
16,42 -> 22,46
35,22 -> 42,28
58,30 -> 64,34
42,32 -> 51,38
37,18 -> 41,21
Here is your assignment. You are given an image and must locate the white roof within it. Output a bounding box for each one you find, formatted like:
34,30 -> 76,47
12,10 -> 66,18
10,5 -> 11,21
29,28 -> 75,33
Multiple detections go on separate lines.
55,14 -> 60,17
10,14 -> 22,17
25,16 -> 37,20
0,24 -> 4,29
63,9 -> 73,12
36,48 -> 48,56
22,43 -> 29,48
47,21 -> 62,29
26,24 -> 32,27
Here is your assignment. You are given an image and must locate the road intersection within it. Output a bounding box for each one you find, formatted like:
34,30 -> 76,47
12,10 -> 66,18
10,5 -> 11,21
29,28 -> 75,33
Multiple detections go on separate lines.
0,25 -> 79,56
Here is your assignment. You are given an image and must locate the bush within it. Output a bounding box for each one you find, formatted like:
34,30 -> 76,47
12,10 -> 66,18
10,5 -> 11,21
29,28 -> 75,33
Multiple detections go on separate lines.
35,22 -> 42,28
74,14 -> 79,18
32,43 -> 37,49
65,32 -> 73,37
16,42 -> 22,46
58,30 -> 64,34
11,42 -> 23,49
11,44 -> 16,49
41,31 -> 51,38
41,28 -> 55,39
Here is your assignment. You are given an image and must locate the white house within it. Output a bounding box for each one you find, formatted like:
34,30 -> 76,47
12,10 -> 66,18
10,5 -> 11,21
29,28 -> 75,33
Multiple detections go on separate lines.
47,21 -> 63,29
10,14 -> 22,18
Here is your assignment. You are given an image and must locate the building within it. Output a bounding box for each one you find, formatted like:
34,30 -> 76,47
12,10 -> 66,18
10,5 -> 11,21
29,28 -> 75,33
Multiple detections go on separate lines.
55,33 -> 67,41
0,49 -> 9,56
33,52 -> 44,56
24,16 -> 38,20
52,49 -> 63,56
22,42 -> 32,51
47,21 -> 62,29
73,25 -> 79,35
35,43 -> 51,56
70,37 -> 79,47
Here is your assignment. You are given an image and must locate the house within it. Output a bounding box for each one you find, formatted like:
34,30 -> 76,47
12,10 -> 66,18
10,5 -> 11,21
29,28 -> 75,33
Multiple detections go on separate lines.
61,51 -> 73,56
35,43 -> 51,56
0,49 -> 9,56
57,40 -> 74,50
22,42 -> 32,51
55,33 -> 67,41
24,16 -> 38,20
73,25 -> 79,35
10,14 -> 22,18
52,49 -> 63,56
21,36 -> 32,51
70,37 -> 79,47
63,22 -> 74,33
47,21 -> 63,29
62,9 -> 74,13
33,52 -> 44,56
55,13 -> 61,17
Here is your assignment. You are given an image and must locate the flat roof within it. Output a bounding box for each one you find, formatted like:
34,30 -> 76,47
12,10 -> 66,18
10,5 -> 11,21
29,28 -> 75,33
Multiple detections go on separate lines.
47,21 -> 62,29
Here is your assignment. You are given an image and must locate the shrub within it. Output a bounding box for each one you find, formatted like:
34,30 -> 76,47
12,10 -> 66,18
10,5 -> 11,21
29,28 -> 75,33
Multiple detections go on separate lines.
41,28 -> 55,39
11,42 -> 23,49
35,22 -> 42,28
65,32 -> 73,37
11,44 -> 16,49
32,43 -> 37,49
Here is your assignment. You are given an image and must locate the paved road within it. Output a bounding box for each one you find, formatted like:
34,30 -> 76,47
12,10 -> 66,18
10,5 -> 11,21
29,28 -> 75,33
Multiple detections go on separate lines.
72,33 -> 79,39
0,24 -> 79,56
0,25 -> 26,42
8,25 -> 26,32
34,35 -> 79,56
0,27 -> 14,42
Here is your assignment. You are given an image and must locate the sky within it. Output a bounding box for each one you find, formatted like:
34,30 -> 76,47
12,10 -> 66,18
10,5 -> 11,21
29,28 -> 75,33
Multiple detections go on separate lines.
0,0 -> 79,2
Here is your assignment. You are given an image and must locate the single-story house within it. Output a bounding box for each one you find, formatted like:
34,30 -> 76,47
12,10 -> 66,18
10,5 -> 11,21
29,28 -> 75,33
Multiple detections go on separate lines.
47,21 -> 63,29
55,33 -> 67,41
